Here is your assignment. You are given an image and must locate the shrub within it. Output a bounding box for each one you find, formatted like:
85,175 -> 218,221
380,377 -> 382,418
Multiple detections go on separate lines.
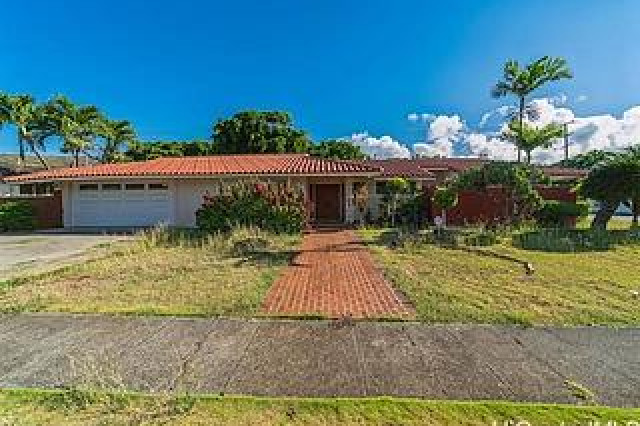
196,181 -> 305,234
536,200 -> 589,227
513,228 -> 640,252
0,201 -> 36,232
463,230 -> 499,246
396,193 -> 427,227
432,186 -> 458,210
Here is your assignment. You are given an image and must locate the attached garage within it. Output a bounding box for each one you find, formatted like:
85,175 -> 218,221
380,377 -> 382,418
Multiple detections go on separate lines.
70,181 -> 172,227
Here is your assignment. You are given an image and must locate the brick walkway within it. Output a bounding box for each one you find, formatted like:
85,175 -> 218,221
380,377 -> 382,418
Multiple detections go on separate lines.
261,229 -> 415,319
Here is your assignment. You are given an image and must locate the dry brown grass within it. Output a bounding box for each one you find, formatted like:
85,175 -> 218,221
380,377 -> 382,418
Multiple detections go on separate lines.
0,227 -> 299,316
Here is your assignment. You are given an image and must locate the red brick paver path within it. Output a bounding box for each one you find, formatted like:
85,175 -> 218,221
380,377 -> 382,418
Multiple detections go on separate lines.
262,229 -> 415,319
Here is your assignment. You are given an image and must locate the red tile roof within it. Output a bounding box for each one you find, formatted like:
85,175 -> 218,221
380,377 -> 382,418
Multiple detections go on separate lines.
3,154 -> 588,183
4,154 -> 380,182
362,159 -> 437,178
365,157 -> 587,179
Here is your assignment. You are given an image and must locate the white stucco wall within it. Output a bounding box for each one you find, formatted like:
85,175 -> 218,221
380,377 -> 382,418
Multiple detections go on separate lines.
174,179 -> 222,227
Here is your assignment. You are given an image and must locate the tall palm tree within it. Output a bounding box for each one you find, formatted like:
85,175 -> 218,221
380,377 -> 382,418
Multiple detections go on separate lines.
502,120 -> 564,164
492,56 -> 572,162
97,119 -> 136,163
50,96 -> 103,167
0,93 -> 52,168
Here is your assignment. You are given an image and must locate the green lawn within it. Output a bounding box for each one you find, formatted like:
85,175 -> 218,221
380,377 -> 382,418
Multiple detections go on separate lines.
0,228 -> 299,317
1,389 -> 638,426
359,228 -> 640,326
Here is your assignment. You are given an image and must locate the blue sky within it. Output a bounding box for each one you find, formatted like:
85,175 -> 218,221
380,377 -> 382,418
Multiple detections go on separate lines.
2,0 -> 640,160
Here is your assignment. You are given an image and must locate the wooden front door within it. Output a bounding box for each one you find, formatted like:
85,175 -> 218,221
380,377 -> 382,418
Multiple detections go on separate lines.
314,184 -> 342,222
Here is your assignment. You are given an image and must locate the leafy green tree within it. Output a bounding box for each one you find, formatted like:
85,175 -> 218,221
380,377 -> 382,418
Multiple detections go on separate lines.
502,120 -> 564,164
211,111 -> 311,154
386,177 -> 409,227
96,119 -> 136,163
580,152 -> 640,229
491,56 -> 572,162
0,93 -> 54,168
309,139 -> 367,160
555,149 -> 619,169
432,186 -> 458,225
124,140 -> 212,161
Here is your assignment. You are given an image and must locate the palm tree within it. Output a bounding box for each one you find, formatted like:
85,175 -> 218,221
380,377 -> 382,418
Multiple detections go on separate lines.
50,96 -> 103,167
502,120 -> 564,164
0,93 -> 52,168
97,119 -> 136,163
491,56 -> 572,162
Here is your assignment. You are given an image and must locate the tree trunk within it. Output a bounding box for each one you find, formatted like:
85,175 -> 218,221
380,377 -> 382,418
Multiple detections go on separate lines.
31,147 -> 50,170
525,150 -> 532,164
18,133 -> 25,166
632,198 -> 639,228
591,200 -> 619,230
518,96 -> 525,163
74,150 -> 80,167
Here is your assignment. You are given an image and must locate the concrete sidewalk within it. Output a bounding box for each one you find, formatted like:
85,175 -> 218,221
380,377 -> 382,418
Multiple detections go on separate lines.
0,314 -> 638,407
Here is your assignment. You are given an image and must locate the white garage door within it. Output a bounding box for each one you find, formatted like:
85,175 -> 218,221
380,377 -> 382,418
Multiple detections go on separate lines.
72,182 -> 172,227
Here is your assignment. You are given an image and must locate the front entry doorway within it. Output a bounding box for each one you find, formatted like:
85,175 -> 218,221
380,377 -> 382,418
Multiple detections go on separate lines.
311,184 -> 343,223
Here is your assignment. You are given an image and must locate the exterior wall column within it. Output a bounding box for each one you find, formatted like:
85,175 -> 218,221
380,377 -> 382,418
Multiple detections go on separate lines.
344,179 -> 354,224
61,181 -> 73,228
368,179 -> 379,220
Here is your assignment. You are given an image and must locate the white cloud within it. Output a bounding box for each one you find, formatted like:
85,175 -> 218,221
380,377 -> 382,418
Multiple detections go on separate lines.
414,115 -> 465,157
407,113 -> 436,122
409,99 -> 640,164
348,132 -> 411,159
479,105 -> 512,128
464,132 -> 518,161
576,94 -> 588,103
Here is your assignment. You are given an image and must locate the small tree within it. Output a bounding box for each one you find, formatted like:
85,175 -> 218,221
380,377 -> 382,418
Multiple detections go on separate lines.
491,56 -> 572,162
580,152 -> 640,229
386,177 -> 409,227
502,120 -> 564,164
432,186 -> 458,225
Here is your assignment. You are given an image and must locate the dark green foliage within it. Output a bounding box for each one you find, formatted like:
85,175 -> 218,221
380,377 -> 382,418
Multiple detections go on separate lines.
536,200 -> 589,227
463,231 -> 499,246
513,228 -> 640,252
196,182 -> 305,234
211,111 -> 311,154
396,193 -> 426,227
580,152 -> 640,229
432,186 -> 458,210
125,140 -> 212,161
555,149 -> 619,169
309,140 -> 367,160
0,201 -> 36,231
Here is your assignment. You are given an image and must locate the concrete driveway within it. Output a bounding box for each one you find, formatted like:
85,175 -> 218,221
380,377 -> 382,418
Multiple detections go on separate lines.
0,232 -> 131,281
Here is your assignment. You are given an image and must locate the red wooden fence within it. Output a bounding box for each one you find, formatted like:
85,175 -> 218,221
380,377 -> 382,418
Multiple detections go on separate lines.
0,191 -> 63,229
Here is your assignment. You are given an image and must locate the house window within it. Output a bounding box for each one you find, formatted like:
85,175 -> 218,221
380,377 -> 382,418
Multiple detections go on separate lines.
148,183 -> 168,190
101,183 -> 122,191
78,184 -> 99,191
375,182 -> 388,194
125,183 -> 145,190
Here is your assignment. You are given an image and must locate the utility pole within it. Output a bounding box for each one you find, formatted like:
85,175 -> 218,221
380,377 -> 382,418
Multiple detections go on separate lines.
562,120 -> 575,161
563,122 -> 569,161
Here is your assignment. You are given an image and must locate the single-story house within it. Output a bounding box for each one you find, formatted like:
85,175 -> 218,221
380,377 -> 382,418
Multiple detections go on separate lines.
3,154 -> 586,229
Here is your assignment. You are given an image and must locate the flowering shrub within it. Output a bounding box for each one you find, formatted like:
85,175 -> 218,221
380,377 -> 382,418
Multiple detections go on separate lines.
195,180 -> 306,234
